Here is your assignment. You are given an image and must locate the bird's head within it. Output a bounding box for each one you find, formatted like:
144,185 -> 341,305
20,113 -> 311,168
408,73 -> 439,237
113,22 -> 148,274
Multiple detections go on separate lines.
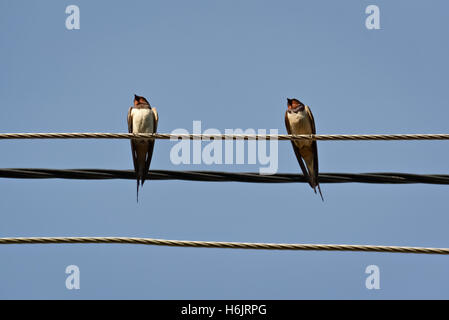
287,98 -> 305,111
134,94 -> 150,106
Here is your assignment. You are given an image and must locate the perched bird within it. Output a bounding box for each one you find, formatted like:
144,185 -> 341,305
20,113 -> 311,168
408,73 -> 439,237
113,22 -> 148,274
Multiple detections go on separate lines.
284,98 -> 323,201
127,94 -> 159,202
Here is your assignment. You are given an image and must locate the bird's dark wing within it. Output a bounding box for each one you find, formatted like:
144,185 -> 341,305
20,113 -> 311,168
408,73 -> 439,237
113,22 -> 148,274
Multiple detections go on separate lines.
305,106 -> 319,182
305,105 -> 323,201
142,108 -> 159,185
285,110 -> 310,183
152,107 -> 159,132
127,106 -> 138,172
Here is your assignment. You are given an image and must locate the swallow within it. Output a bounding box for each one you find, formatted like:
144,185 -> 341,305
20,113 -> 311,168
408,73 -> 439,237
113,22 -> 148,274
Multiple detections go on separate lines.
127,94 -> 159,202
285,98 -> 323,201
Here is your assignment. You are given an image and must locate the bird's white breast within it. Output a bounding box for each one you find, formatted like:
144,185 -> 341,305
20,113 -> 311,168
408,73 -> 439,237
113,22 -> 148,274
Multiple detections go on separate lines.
131,108 -> 154,133
287,110 -> 312,149
287,111 -> 311,134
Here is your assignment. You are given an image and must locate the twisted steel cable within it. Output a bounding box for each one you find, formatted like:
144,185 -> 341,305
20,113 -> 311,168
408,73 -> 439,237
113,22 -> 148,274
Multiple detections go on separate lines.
0,132 -> 449,141
0,237 -> 448,254
1,133 -> 447,255
1,169 -> 449,184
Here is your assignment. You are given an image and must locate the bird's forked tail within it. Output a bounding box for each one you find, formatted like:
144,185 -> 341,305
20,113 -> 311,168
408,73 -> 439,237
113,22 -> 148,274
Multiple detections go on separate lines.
136,179 -> 140,203
315,184 -> 324,202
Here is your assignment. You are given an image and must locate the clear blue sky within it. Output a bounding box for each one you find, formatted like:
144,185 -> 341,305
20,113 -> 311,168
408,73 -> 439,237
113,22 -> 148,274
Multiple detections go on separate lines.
1,0 -> 449,299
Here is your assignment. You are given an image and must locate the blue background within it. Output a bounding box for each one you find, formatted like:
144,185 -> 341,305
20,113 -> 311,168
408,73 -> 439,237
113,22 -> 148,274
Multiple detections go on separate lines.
0,0 -> 448,299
